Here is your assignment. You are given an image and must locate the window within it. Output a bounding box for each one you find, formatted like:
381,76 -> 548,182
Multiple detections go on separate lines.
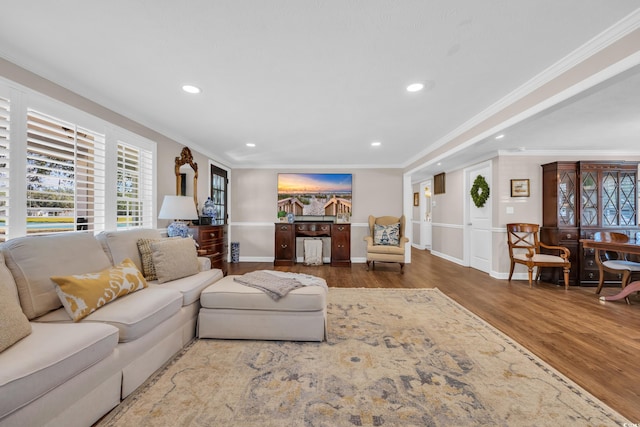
26,110 -> 106,234
210,165 -> 227,224
117,142 -> 153,228
0,95 -> 9,242
0,79 -> 157,239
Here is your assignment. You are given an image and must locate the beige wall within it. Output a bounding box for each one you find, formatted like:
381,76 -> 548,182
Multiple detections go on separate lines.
431,154 -> 640,278
230,168 -> 403,261
430,168 -> 465,261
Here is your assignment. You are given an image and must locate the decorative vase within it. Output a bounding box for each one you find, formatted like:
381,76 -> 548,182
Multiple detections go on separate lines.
202,197 -> 215,218
167,221 -> 189,238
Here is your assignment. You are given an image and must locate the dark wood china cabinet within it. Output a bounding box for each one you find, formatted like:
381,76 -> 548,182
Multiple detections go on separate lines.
541,161 -> 639,286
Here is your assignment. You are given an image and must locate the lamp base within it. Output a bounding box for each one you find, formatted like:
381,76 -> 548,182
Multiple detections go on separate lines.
167,221 -> 190,238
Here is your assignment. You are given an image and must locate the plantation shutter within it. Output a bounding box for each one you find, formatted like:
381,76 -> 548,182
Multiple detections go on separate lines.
26,110 -> 106,234
117,141 -> 153,229
0,95 -> 9,242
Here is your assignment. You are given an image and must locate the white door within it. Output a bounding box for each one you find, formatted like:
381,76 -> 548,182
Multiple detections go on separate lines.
466,163 -> 491,273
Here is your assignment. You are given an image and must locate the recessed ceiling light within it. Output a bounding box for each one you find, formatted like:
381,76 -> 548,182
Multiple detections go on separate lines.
371,141 -> 381,147
437,162 -> 442,166
406,83 -> 424,92
182,85 -> 201,94
495,134 -> 505,140
246,143 -> 256,147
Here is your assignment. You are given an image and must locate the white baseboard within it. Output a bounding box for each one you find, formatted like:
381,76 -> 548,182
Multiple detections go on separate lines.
430,250 -> 466,267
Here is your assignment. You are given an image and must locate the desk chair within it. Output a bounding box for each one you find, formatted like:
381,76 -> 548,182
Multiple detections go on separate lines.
593,231 -> 640,301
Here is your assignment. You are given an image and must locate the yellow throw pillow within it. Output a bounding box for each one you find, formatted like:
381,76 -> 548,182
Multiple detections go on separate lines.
52,258 -> 148,322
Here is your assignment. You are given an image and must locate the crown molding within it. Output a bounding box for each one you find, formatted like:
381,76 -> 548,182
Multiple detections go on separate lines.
403,8 -> 640,169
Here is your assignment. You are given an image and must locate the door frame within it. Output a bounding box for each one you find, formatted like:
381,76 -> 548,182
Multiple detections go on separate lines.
463,161 -> 493,272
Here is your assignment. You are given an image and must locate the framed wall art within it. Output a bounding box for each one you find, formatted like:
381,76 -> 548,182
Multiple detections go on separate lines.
511,179 -> 530,197
413,192 -> 419,206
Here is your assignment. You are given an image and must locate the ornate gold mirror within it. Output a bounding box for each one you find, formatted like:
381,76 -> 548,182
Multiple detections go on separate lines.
175,147 -> 198,208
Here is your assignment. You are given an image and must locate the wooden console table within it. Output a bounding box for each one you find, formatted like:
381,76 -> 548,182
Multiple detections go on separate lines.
274,222 -> 351,267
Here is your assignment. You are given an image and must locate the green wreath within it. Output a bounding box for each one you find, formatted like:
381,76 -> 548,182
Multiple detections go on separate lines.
470,175 -> 490,208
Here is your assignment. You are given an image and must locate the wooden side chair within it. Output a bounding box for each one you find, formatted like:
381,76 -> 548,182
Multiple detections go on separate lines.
593,231 -> 640,302
507,223 -> 571,289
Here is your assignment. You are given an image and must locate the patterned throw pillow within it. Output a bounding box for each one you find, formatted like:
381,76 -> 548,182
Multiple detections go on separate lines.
137,237 -> 180,280
51,258 -> 148,322
373,223 -> 401,246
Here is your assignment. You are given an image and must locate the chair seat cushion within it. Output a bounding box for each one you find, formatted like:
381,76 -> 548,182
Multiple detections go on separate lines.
514,253 -> 567,263
603,260 -> 640,271
367,244 -> 404,255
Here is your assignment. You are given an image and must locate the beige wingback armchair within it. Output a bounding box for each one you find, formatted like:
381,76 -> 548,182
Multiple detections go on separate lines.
364,215 -> 409,273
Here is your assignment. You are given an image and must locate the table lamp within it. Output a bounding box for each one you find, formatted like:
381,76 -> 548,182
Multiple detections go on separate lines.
158,195 -> 199,237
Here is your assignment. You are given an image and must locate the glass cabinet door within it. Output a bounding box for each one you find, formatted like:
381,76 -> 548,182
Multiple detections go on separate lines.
558,170 -> 576,226
581,171 -> 598,226
618,171 -> 636,226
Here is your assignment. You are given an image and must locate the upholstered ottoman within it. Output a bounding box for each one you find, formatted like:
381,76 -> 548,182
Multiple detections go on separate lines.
198,274 -> 327,341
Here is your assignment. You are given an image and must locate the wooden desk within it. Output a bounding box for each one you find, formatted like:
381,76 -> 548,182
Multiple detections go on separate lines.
580,239 -> 640,302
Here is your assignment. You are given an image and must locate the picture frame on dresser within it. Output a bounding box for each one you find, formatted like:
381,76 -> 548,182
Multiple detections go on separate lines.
336,213 -> 350,223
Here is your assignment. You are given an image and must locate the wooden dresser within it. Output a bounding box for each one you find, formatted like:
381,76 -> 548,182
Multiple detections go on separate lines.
188,224 -> 228,275
274,222 -> 351,267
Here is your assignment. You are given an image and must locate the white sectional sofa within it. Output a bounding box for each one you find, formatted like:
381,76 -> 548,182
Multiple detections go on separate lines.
0,229 -> 223,427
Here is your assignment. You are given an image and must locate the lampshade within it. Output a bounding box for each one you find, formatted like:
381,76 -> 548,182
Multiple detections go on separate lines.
158,195 -> 199,220
159,196 -> 199,238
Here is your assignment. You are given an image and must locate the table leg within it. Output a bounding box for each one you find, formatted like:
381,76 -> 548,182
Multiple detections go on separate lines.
599,280 -> 640,303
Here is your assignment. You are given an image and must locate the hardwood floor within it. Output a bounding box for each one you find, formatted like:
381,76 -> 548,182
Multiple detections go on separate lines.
228,248 -> 640,421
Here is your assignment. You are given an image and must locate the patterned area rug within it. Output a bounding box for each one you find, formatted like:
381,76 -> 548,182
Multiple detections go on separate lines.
96,288 -> 628,426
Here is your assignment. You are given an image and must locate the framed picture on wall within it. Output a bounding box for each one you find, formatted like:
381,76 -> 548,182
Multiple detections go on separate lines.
511,179 -> 530,197
413,192 -> 419,206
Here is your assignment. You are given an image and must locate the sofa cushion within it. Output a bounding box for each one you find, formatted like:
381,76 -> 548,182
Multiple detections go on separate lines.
0,255 -> 32,352
96,228 -> 162,273
150,268 -> 224,306
2,233 -> 113,320
151,237 -> 200,283
200,275 -> 327,312
0,322 -> 118,419
51,258 -> 149,322
373,222 -> 400,246
36,287 -> 183,342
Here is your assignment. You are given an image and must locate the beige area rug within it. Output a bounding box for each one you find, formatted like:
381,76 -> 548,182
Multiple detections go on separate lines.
97,288 -> 628,427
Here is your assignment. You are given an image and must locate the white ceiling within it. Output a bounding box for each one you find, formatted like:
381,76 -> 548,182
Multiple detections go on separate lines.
1,1 -> 639,177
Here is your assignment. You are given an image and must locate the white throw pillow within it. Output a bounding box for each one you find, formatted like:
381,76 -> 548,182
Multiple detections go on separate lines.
151,237 -> 200,283
0,254 -> 32,351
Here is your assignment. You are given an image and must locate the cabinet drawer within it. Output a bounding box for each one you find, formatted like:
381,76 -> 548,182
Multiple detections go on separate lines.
199,241 -> 226,257
559,231 -> 578,242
